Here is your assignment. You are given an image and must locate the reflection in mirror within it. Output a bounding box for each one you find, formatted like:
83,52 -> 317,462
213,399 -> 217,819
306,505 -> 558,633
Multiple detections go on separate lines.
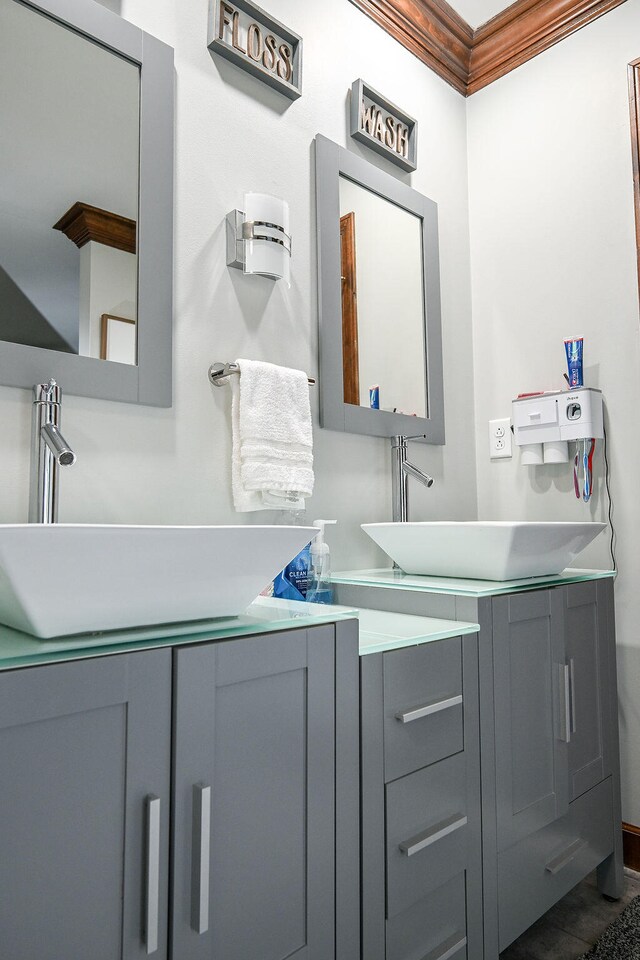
0,0 -> 140,365
338,177 -> 426,417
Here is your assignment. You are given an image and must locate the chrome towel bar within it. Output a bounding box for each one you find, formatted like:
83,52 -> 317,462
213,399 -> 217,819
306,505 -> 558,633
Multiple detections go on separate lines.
208,362 -> 316,387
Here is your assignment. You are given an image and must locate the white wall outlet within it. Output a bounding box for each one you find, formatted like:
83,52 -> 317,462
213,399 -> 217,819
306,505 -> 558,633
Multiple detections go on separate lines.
489,418 -> 512,459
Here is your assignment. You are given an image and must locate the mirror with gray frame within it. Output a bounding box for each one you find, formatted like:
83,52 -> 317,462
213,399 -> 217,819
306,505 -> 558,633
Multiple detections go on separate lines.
0,0 -> 174,406
315,134 -> 444,442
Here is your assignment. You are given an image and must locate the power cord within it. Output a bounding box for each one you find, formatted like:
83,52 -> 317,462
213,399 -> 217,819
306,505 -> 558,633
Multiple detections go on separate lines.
602,417 -> 616,572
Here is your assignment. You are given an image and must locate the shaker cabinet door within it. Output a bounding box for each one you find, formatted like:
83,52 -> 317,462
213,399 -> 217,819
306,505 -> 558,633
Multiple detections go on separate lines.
564,581 -> 610,800
172,626 -> 336,960
0,650 -> 172,960
493,589 -> 569,851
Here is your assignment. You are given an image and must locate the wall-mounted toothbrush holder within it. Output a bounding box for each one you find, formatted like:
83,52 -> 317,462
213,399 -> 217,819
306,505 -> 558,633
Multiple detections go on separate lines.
512,388 -> 603,455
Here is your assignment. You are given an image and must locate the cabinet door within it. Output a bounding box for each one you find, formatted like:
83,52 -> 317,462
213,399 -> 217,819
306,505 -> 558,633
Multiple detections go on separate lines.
0,651 -> 172,960
493,589 -> 568,851
565,581 -> 610,800
172,627 -> 336,960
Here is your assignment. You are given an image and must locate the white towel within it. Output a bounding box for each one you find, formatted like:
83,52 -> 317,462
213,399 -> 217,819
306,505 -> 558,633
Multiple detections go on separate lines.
230,358 -> 314,512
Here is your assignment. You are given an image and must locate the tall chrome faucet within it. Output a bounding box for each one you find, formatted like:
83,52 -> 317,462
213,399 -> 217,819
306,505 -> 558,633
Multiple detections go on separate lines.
29,380 -> 77,524
391,435 -> 434,523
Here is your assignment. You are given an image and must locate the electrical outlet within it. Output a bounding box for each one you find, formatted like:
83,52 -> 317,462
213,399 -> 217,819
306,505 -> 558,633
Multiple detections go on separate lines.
489,418 -> 512,459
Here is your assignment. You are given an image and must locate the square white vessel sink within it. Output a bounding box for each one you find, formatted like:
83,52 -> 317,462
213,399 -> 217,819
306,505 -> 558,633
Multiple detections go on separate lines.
361,521 -> 606,581
0,524 -> 315,638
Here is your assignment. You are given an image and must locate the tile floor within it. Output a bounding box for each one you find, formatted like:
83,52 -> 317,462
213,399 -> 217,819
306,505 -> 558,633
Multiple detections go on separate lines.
499,868 -> 640,959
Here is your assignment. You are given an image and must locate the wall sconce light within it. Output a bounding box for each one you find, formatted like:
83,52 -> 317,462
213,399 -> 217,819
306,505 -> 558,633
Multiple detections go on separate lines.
226,192 -> 291,285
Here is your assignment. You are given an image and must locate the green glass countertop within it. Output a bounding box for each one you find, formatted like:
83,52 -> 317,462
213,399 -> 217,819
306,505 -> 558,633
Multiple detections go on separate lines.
331,567 -> 615,598
0,596 -> 358,672
357,608 -> 479,656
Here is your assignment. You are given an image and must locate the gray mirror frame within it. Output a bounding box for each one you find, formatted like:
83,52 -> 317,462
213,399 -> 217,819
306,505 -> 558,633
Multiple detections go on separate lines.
315,134 -> 444,442
0,0 -> 174,407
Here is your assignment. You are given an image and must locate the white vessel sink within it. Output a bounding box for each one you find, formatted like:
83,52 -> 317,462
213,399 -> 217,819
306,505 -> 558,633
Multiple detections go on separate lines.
0,524 -> 315,638
361,521 -> 606,581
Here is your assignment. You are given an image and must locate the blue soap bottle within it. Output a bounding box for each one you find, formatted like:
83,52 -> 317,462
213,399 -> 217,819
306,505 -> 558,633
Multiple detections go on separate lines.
307,520 -> 337,604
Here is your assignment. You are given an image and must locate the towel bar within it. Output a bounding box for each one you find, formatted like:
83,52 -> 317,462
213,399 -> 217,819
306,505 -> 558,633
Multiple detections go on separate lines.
208,362 -> 316,387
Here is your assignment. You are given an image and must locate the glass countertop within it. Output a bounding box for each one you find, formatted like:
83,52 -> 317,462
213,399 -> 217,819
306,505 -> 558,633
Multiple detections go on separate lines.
331,567 -> 616,598
0,596 -> 358,672
358,608 -> 479,656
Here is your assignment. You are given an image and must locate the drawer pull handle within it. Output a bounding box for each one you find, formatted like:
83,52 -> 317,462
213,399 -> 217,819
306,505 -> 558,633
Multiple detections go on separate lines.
191,783 -> 211,934
396,694 -> 462,724
545,838 -> 588,875
144,795 -> 161,955
420,932 -> 468,960
400,813 -> 467,857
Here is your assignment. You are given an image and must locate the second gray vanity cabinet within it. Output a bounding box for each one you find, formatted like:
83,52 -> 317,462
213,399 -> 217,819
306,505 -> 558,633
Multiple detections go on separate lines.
0,650 -> 172,960
361,635 -> 483,960
171,624 -> 359,960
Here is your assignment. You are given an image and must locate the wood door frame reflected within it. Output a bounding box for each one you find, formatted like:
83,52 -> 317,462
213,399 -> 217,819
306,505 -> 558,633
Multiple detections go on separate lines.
340,211 -> 360,406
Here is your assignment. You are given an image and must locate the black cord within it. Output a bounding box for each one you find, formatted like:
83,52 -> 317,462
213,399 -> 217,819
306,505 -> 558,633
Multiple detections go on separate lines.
602,417 -> 616,572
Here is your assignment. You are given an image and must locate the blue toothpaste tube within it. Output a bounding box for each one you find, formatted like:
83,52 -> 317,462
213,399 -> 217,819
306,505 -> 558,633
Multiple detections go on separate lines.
369,385 -> 380,409
564,337 -> 583,388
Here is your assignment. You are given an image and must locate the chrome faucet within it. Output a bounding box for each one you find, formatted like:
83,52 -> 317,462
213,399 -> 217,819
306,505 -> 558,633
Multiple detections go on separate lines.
391,435 -> 434,523
29,380 -> 77,524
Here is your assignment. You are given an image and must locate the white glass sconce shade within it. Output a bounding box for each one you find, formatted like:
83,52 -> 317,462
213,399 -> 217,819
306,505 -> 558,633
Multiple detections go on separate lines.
226,193 -> 291,285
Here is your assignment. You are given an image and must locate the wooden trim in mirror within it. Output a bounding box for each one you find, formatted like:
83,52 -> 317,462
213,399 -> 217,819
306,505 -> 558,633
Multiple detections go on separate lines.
53,202 -> 137,254
348,0 -> 628,96
340,212 -> 360,407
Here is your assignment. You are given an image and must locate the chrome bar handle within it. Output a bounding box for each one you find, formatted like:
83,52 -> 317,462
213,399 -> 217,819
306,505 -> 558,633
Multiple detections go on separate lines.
569,657 -> 577,735
191,784 -> 211,935
558,663 -> 571,743
395,694 -> 462,724
399,813 -> 467,857
422,933 -> 468,960
545,837 -> 588,875
145,795 -> 161,954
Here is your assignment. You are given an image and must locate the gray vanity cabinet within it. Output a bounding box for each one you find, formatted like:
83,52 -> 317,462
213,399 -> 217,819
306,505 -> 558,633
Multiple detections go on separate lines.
0,650 -> 173,960
360,634 -> 483,960
171,623 -> 360,960
334,573 -> 623,960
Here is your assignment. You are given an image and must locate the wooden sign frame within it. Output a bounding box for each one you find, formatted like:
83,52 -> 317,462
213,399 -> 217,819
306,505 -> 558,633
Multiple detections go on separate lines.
350,79 -> 417,172
209,0 -> 302,101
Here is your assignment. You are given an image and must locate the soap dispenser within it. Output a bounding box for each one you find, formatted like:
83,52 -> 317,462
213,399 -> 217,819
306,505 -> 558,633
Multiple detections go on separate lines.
307,520 -> 337,604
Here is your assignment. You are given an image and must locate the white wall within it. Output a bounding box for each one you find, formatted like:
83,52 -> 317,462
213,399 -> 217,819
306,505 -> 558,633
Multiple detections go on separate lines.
467,1 -> 640,822
0,0 -> 477,574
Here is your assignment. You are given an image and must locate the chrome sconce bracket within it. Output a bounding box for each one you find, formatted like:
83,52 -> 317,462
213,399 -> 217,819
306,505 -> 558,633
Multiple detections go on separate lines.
225,194 -> 291,283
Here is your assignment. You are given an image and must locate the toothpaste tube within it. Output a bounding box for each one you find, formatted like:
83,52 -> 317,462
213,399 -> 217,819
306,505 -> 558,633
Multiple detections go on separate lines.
564,337 -> 583,388
369,385 -> 380,409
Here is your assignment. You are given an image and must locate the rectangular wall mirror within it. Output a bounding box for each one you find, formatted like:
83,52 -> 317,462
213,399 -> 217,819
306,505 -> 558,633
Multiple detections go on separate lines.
315,134 -> 444,442
0,0 -> 174,406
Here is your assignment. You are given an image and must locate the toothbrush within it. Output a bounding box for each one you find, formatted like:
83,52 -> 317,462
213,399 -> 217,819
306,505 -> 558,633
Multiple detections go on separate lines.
573,444 -> 580,499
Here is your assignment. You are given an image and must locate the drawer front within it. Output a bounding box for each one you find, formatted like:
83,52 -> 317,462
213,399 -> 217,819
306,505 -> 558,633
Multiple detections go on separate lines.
384,638 -> 463,783
498,777 -> 614,951
386,753 -> 469,919
386,872 -> 468,960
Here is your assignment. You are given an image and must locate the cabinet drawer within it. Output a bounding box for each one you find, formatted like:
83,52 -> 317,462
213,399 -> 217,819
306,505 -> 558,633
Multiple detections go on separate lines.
386,753 -> 469,919
498,777 -> 614,951
386,872 -> 468,960
383,638 -> 463,783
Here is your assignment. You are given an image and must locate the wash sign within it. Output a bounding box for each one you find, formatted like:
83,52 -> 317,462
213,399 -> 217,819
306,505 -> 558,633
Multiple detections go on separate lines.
209,0 -> 302,100
350,79 -> 418,173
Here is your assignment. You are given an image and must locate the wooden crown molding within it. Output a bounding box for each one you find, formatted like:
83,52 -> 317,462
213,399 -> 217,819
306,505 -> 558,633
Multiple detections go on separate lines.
349,0 -> 628,96
53,202 -> 136,255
